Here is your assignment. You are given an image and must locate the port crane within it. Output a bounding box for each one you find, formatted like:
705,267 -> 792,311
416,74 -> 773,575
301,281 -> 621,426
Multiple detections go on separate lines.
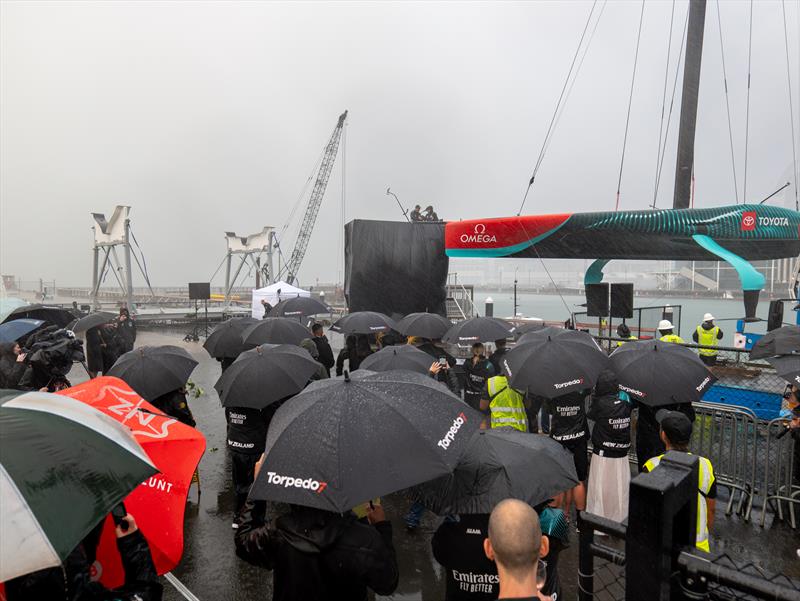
278,110 -> 348,285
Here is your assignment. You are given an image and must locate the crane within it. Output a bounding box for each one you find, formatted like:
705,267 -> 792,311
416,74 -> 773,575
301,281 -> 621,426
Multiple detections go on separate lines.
280,110 -> 348,284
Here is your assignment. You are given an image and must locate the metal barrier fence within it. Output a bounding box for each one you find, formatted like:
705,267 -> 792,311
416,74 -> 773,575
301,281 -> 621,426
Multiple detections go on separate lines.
760,418 -> 799,529
578,514 -> 626,601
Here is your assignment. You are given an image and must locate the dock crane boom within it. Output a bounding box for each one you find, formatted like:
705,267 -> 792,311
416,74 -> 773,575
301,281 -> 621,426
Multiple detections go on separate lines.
281,110 -> 348,284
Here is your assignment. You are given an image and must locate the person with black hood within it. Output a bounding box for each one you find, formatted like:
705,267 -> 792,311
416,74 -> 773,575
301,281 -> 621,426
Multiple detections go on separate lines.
336,334 -> 373,376
115,307 -> 137,353
488,338 -> 509,375
226,403 -> 270,528
151,386 -> 196,428
311,323 -> 335,376
235,459 -> 399,601
463,343 -> 495,411
5,511 -> 162,601
586,369 -> 633,523
0,341 -> 27,389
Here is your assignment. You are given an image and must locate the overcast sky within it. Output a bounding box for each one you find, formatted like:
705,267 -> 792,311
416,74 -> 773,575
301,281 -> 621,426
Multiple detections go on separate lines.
1,0 -> 798,288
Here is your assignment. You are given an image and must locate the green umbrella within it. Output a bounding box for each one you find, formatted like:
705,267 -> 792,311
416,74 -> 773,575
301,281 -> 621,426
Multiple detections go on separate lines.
0,390 -> 157,582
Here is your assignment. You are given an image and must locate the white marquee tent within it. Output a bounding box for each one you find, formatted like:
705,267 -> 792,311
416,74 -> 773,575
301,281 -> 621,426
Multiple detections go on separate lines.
251,281 -> 310,318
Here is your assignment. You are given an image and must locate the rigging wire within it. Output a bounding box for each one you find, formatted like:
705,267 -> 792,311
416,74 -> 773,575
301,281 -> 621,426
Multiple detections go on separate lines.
743,0 -> 754,203
614,0 -> 646,212
715,0 -> 740,205
782,0 -> 799,211
652,0 -> 677,208
539,0 -> 608,164
653,5 -> 690,207
517,0 -> 598,216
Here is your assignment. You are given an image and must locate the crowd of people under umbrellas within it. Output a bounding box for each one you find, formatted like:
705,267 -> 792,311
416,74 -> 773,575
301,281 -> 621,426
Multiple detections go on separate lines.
1,296 -> 799,601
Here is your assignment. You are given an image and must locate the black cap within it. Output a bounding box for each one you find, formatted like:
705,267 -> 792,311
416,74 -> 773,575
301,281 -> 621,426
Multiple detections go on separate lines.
655,409 -> 693,445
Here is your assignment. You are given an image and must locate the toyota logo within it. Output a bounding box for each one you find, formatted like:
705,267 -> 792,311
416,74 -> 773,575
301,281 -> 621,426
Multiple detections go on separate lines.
742,215 -> 755,227
474,223 -> 486,234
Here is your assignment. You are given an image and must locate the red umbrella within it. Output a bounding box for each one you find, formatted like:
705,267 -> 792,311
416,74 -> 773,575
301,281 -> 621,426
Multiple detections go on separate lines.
57,377 -> 205,588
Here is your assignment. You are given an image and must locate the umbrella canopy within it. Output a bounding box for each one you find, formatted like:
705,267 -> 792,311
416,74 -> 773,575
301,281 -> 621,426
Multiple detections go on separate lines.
67,311 -> 116,334
0,390 -> 156,582
610,340 -> 717,407
250,370 -> 481,512
517,325 -> 573,345
2,304 -> 76,328
442,316 -> 515,344
766,354 -> 800,386
58,377 -> 205,588
214,344 -> 321,409
269,296 -> 330,318
329,311 -> 396,335
513,320 -> 546,339
0,297 -> 28,323
394,312 -> 452,339
750,325 -> 800,359
203,316 -> 259,359
411,429 -> 578,515
360,344 -> 435,375
106,345 -> 199,402
242,317 -> 310,347
503,329 -> 609,397
0,318 -> 45,343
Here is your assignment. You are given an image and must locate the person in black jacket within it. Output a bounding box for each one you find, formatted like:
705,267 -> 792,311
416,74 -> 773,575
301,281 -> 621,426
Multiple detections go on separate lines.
546,389 -> 590,518
0,341 -> 27,389
488,338 -> 508,376
235,496 -> 398,601
416,338 -> 460,395
151,387 -> 196,427
5,512 -> 162,601
115,307 -> 137,353
311,323 -> 335,376
336,335 -> 373,376
635,400 -> 695,472
464,343 -> 495,411
432,514 -> 498,600
226,405 -> 271,527
586,370 -> 633,523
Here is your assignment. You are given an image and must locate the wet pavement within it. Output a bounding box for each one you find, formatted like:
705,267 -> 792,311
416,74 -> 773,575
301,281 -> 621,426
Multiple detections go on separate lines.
69,330 -> 799,600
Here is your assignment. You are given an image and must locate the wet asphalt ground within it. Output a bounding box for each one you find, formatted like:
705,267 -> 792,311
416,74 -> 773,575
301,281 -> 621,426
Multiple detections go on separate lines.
69,330 -> 799,600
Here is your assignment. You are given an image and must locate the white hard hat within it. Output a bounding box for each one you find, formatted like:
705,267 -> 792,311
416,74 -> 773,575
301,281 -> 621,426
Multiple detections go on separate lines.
658,319 -> 674,330
703,313 -> 715,322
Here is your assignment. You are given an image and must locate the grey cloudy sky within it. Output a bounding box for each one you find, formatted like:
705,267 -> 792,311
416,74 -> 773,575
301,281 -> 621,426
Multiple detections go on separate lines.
1,0 -> 798,288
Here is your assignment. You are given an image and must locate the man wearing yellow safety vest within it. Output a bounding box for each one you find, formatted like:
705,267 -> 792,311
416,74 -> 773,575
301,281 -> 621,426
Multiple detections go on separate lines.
615,323 -> 638,346
644,410 -> 716,552
657,319 -> 685,343
480,371 -> 530,432
692,313 -> 724,366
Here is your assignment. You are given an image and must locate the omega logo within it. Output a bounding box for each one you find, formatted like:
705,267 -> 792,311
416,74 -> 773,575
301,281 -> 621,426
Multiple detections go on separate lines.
460,223 -> 497,244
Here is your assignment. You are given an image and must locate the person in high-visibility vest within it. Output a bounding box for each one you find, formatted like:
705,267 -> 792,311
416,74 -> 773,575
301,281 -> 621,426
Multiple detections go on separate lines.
657,319 -> 685,343
692,313 -> 724,366
643,410 -> 716,552
480,374 -> 529,432
615,323 -> 638,347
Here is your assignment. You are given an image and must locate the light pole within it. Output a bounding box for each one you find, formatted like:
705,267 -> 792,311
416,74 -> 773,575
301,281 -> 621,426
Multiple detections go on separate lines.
513,267 -> 519,317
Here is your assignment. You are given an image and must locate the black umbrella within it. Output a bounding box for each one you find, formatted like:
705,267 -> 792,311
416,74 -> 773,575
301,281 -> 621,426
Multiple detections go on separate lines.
442,317 -> 514,344
609,340 -> 717,407
513,320 -> 546,339
411,429 -> 578,515
203,317 -> 259,359
241,317 -> 310,347
214,344 -> 321,409
395,312 -> 452,339
67,311 -> 116,334
766,354 -> 800,386
750,325 -> 800,359
3,305 -> 75,328
106,345 -> 199,402
329,311 -> 396,335
268,296 -> 330,318
516,325 -> 572,345
0,318 -> 45,343
360,344 -> 435,375
249,369 -> 481,512
503,330 -> 609,397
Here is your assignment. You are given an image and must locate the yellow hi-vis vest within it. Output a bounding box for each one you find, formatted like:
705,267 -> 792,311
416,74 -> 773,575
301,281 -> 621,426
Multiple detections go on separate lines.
660,333 -> 685,344
644,454 -> 715,552
616,335 -> 638,347
696,326 -> 720,356
486,376 -> 528,432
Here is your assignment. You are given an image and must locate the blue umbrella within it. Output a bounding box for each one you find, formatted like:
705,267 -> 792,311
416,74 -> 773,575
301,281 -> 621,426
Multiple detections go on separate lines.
0,318 -> 45,343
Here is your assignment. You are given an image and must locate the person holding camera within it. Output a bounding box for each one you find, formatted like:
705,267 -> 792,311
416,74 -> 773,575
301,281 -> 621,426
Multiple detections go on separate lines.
5,510 -> 162,600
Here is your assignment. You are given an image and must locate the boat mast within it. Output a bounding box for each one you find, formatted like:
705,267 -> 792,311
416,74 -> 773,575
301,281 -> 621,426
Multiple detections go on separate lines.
673,0 -> 707,209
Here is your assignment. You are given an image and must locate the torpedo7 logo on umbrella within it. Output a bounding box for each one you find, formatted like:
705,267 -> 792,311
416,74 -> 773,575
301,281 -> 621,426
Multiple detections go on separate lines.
438,412 -> 468,450
266,471 -> 328,494
740,211 -> 756,231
